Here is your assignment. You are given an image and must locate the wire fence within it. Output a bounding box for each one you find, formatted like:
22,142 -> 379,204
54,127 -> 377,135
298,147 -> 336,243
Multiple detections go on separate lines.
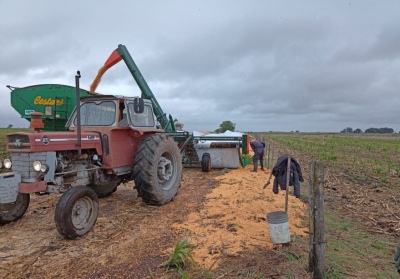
253,135 -> 301,171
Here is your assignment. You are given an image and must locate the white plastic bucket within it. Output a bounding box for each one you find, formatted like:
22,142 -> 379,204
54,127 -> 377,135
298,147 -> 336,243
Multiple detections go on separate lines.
267,211 -> 290,244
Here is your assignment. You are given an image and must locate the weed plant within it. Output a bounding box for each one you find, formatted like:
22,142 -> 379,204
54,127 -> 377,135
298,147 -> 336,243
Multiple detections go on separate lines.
162,238 -> 194,278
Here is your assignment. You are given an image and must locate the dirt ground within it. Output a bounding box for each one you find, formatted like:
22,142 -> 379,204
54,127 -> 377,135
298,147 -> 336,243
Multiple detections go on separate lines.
0,165 -> 308,279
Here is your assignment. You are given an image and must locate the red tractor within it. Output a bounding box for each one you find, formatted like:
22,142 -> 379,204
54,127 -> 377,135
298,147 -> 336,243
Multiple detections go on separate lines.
0,45 -> 184,239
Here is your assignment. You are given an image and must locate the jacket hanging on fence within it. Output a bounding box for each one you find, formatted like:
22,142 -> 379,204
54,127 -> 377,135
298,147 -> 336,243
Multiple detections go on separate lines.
272,154 -> 304,198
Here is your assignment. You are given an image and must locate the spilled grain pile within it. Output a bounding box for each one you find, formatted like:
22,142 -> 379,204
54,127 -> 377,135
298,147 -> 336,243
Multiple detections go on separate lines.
174,164 -> 308,269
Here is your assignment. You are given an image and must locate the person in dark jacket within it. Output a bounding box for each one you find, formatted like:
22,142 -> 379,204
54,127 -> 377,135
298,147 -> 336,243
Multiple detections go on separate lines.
250,139 -> 266,172
271,154 -> 304,198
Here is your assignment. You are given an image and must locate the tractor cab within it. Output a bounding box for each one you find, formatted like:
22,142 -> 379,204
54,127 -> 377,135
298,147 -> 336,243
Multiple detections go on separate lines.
66,95 -> 158,132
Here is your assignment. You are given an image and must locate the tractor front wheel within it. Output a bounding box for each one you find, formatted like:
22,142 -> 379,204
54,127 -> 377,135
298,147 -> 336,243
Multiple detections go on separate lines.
0,193 -> 30,225
54,186 -> 99,239
132,134 -> 182,205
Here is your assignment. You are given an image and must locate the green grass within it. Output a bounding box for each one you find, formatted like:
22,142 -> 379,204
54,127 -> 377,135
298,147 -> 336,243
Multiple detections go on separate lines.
323,210 -> 389,278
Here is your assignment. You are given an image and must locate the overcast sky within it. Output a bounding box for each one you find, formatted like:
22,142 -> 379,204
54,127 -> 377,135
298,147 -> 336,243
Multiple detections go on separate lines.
1,0 -> 399,132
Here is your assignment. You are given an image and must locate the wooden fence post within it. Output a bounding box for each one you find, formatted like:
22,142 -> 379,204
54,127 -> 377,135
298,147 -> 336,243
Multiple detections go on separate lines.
267,144 -> 271,169
308,161 -> 325,279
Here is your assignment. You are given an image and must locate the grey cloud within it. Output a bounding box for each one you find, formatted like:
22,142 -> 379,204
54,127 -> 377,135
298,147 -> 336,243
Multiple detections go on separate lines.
365,24 -> 400,61
1,0 -> 400,132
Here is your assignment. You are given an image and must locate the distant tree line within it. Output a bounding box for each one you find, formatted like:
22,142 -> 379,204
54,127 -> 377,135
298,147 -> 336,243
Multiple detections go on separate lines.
215,120 -> 236,133
340,127 -> 397,133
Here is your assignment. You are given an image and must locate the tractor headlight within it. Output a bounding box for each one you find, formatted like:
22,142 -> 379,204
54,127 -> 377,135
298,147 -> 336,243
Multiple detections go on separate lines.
40,164 -> 49,173
4,159 -> 12,169
33,161 -> 42,172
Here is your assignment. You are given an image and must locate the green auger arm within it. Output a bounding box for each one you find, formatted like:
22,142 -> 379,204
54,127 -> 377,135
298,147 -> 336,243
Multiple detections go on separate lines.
90,44 -> 176,132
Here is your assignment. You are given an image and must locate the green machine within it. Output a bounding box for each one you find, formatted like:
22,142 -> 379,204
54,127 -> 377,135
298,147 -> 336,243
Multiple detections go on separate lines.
7,84 -> 97,131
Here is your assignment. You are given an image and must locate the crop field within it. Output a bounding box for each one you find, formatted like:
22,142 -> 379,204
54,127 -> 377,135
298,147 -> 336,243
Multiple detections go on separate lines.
263,133 -> 400,188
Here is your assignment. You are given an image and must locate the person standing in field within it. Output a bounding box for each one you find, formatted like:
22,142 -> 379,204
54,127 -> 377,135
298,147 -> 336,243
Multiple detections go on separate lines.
250,139 -> 266,172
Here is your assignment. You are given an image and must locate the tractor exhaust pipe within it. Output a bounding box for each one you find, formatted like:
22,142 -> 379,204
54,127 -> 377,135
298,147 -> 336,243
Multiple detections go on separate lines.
75,71 -> 82,157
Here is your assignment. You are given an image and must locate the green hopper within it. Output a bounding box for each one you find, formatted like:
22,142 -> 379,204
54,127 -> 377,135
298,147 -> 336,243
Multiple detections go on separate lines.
7,84 -> 97,131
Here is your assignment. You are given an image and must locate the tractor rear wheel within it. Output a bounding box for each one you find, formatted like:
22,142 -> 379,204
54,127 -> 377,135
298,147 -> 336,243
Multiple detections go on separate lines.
55,186 -> 99,239
132,134 -> 182,205
0,193 -> 30,225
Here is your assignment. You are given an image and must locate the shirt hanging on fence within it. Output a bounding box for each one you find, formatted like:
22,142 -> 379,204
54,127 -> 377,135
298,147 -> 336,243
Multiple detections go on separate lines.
271,154 -> 304,198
